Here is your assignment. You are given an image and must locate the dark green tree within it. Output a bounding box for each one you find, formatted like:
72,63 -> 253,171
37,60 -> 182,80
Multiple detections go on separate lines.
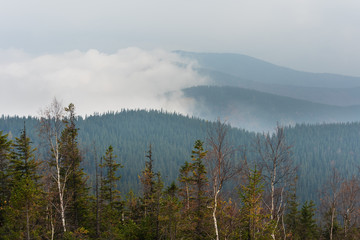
239,166 -> 272,240
191,139 -> 209,239
299,201 -> 318,240
139,144 -> 163,240
178,161 -> 192,211
0,131 -> 12,229
160,182 -> 181,240
177,140 -> 211,239
99,145 -> 123,238
2,125 -> 43,240
284,182 -> 300,239
60,103 -> 90,234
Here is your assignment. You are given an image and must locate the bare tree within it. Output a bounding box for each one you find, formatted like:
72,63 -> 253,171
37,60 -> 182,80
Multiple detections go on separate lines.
320,168 -> 342,240
338,176 -> 360,239
255,126 -> 296,240
206,120 -> 238,240
39,98 -> 69,233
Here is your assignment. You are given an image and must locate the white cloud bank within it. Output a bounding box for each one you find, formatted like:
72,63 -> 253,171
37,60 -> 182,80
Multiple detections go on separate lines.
0,48 -> 208,117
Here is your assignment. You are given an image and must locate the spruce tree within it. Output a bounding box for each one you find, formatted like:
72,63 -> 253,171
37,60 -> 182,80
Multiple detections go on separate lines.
239,166 -> 271,240
178,140 -> 210,239
299,201 -> 318,240
60,103 -> 90,232
285,183 -> 300,239
139,144 -> 163,240
3,125 -> 43,239
99,145 -> 123,238
161,182 -> 180,240
0,131 -> 12,229
191,139 -> 209,240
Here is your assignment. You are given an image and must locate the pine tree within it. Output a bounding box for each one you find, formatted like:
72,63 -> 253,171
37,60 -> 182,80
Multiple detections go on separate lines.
239,166 -> 271,240
60,103 -> 90,232
284,183 -> 300,239
299,201 -> 318,240
191,139 -> 209,239
160,182 -> 181,240
178,161 -> 192,211
177,160 -> 195,238
0,131 -> 12,229
2,125 -> 43,239
177,140 -> 211,239
99,145 -> 123,238
139,144 -> 163,240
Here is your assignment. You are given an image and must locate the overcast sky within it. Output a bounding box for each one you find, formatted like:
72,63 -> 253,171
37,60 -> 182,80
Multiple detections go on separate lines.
1,0 -> 360,116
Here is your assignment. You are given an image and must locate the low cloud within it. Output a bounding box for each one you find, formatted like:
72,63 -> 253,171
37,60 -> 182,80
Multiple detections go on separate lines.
0,48 -> 208,117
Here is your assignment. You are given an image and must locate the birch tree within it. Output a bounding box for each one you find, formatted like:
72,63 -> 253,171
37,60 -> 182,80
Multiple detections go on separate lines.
206,120 -> 238,240
338,176 -> 360,239
39,98 -> 68,234
320,168 -> 342,240
255,126 -> 296,240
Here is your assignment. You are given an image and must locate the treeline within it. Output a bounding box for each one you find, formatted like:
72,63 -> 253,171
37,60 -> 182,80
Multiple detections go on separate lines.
2,107 -> 360,205
1,100 -> 360,239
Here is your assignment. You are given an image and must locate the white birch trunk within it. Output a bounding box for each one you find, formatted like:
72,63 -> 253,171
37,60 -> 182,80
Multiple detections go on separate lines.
213,188 -> 220,240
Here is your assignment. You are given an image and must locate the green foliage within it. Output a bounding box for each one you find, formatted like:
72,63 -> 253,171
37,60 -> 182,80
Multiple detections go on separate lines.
3,109 -> 360,238
299,201 -> 318,240
139,144 -> 164,239
0,131 -> 12,229
100,145 -> 122,207
285,188 -> 300,239
99,145 -> 123,237
190,140 -> 209,239
239,166 -> 272,240
1,126 -> 44,239
61,104 -> 91,231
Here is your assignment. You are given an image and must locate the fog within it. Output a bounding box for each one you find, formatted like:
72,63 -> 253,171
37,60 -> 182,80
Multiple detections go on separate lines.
0,48 -> 209,117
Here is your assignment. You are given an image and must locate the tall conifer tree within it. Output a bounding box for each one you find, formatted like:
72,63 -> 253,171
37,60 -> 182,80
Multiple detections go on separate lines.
60,103 -> 90,232
3,125 -> 43,239
0,131 -> 12,229
99,145 -> 123,238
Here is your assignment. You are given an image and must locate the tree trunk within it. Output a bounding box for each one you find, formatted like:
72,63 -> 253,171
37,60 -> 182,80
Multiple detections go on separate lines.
26,201 -> 30,240
330,207 -> 335,240
213,189 -> 220,240
57,162 -> 67,233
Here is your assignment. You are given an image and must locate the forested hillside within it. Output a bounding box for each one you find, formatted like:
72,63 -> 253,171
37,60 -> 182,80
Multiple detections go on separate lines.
183,86 -> 360,131
1,108 -> 360,239
1,110 -> 359,202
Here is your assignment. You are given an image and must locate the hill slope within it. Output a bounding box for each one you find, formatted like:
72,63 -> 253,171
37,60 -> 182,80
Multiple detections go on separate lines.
198,68 -> 360,106
1,110 -> 360,204
183,85 -> 360,131
177,51 -> 360,88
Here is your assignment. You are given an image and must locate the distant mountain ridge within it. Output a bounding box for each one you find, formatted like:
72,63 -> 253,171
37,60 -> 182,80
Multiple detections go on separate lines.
174,51 -> 360,130
177,51 -> 360,88
183,86 -> 360,132
197,68 -> 360,106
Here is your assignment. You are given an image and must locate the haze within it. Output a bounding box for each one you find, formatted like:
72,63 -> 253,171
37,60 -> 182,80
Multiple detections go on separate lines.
1,0 -> 360,117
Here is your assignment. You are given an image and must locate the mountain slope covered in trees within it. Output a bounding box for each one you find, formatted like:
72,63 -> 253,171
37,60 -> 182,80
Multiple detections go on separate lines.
1,110 -> 359,203
183,86 -> 360,131
1,109 -> 360,238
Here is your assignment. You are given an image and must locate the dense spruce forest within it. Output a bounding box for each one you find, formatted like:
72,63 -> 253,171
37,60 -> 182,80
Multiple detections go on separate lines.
1,101 -> 360,239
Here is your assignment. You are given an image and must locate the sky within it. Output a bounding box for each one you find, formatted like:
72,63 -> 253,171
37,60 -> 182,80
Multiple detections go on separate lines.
1,0 -> 360,116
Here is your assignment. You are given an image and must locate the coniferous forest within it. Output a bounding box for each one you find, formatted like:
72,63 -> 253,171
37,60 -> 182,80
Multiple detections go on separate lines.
1,100 -> 360,239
